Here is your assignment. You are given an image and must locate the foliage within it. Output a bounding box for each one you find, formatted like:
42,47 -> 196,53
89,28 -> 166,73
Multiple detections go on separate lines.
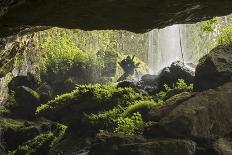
201,18 -> 219,32
156,79 -> 193,101
7,121 -> 67,155
216,27 -> 232,46
114,112 -> 144,136
36,84 -> 143,123
174,79 -> 193,90
11,132 -> 54,155
122,99 -> 157,117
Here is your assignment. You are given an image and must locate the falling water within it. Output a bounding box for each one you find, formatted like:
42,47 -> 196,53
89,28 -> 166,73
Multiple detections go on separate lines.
148,25 -> 184,74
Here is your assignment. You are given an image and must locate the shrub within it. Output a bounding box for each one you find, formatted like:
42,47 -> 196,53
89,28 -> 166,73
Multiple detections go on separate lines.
114,112 -> 144,136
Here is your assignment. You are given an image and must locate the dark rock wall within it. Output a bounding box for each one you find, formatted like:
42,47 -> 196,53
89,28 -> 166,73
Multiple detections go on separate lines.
0,0 -> 232,37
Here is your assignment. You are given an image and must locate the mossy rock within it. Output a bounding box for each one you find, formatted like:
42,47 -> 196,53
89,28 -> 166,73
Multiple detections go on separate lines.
0,117 -> 67,154
10,86 -> 40,119
36,84 -> 143,127
8,75 -> 39,93
194,44 -> 232,91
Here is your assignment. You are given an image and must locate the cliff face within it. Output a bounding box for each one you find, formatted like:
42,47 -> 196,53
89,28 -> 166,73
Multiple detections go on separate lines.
0,0 -> 232,37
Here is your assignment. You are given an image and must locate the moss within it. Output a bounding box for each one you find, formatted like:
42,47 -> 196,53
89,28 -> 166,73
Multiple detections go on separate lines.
12,132 -> 54,155
155,79 -> 193,101
36,84 -> 143,126
123,99 -> 157,118
9,86 -> 40,119
11,123 -> 67,155
0,117 -> 24,129
0,106 -> 11,117
0,116 -> 67,153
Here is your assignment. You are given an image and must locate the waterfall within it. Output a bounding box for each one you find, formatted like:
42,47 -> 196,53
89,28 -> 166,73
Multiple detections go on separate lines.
148,25 -> 184,74
147,30 -> 155,74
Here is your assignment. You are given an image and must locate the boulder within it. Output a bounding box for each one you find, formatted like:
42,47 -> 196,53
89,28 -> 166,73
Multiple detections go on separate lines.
147,92 -> 194,122
149,82 -> 232,140
117,80 -> 139,89
141,74 -> 159,86
194,45 -> 232,92
157,61 -> 195,88
13,86 -> 40,119
8,73 -> 39,93
90,133 -> 196,155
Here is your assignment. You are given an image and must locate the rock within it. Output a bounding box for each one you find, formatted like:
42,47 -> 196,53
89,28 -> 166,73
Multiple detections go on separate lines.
89,132 -> 145,155
140,74 -> 159,92
157,61 -> 195,88
117,80 -> 139,89
0,0 -> 232,37
147,92 -> 194,122
36,83 -> 53,104
8,74 -> 39,93
214,138 -> 232,155
0,117 -> 66,154
13,86 -> 40,119
194,45 -> 232,92
149,82 -> 232,140
90,133 -> 196,155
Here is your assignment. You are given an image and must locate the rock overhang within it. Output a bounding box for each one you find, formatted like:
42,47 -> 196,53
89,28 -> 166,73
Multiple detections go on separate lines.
0,0 -> 232,37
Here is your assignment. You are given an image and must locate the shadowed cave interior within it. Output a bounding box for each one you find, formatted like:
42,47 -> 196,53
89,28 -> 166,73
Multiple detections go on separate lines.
0,1 -> 232,155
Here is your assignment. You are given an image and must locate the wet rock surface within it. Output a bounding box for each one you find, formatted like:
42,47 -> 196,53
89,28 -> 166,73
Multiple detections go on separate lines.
120,61 -> 195,94
194,45 -> 232,91
90,133 -> 196,155
0,0 -> 232,37
148,82 -> 232,140
157,61 -> 195,88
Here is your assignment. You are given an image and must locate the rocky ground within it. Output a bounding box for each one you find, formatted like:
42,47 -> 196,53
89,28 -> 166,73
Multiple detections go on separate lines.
0,44 -> 231,155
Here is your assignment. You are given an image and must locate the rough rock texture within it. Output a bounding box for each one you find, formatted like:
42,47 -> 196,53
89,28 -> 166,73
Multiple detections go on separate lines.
147,92 -> 195,122
8,75 -> 39,93
12,86 -> 40,119
158,61 -> 195,88
0,0 -> 232,37
90,133 -> 196,155
194,45 -> 232,92
148,82 -> 232,140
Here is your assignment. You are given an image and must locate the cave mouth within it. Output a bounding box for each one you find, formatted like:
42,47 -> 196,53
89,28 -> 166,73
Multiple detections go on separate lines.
0,1 -> 232,154
1,0 -> 232,37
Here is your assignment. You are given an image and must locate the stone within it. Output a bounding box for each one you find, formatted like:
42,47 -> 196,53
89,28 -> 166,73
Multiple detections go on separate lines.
8,74 -> 39,93
157,61 -> 195,88
150,82 -> 232,140
147,92 -> 194,122
117,80 -> 139,89
0,0 -> 232,37
90,133 -> 196,155
12,86 -> 40,119
194,45 -> 232,92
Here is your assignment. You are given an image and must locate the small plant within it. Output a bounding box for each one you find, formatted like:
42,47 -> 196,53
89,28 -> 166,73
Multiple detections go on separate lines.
155,79 -> 193,101
114,112 -> 144,136
173,79 -> 193,90
216,27 -> 232,46
201,18 -> 219,32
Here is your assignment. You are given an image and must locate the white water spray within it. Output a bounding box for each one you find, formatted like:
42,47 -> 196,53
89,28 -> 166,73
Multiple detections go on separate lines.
148,25 -> 184,74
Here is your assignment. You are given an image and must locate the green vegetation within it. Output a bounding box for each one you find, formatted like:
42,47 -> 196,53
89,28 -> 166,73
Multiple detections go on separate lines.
114,112 -> 144,135
155,79 -> 193,101
201,18 -> 219,32
216,27 -> 232,46
36,84 -> 143,124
